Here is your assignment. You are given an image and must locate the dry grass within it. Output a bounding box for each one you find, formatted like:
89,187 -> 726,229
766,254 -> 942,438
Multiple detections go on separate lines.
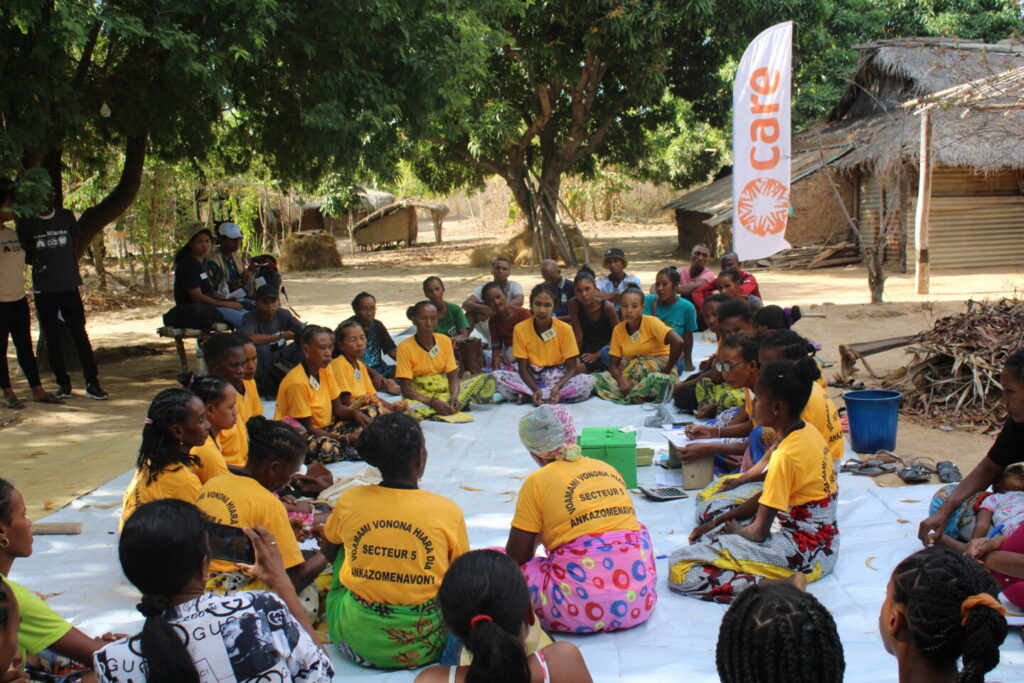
280,233 -> 343,272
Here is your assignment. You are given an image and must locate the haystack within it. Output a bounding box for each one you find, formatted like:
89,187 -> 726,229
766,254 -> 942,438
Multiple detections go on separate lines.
279,232 -> 342,272
468,229 -> 600,269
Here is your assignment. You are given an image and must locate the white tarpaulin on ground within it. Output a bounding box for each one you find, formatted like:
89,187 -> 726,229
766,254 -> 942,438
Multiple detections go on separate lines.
15,340 -> 1024,681
732,21 -> 793,261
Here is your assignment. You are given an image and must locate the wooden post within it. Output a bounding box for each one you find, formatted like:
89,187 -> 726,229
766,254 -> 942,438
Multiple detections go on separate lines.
914,110 -> 933,294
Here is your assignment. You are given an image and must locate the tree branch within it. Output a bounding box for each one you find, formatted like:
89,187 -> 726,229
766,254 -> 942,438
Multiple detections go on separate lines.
425,137 -> 505,177
76,133 -> 148,255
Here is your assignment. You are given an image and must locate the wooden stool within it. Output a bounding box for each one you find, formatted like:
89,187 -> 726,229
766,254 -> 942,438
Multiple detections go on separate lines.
158,326 -> 208,372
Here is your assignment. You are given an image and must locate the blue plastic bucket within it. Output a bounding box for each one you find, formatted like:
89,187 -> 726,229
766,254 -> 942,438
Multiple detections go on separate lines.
843,389 -> 902,453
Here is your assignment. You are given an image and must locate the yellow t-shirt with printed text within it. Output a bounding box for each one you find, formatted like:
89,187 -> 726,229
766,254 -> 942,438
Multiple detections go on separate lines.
324,485 -> 469,605
511,457 -> 640,551
191,435 -> 230,483
274,363 -> 341,429
120,465 -> 202,532
609,315 -> 671,360
745,384 -> 844,461
394,334 -> 457,380
196,473 -> 304,573
512,318 -> 579,367
218,379 -> 262,466
760,424 -> 837,512
330,355 -> 376,400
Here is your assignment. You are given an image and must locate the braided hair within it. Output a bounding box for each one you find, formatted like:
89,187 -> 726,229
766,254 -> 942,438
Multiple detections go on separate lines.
716,583 -> 844,683
717,298 -> 753,325
573,266 -> 596,285
892,546 -> 1007,683
406,300 -> 438,321
0,479 -> 14,525
754,305 -> 790,332
529,282 -> 559,307
619,285 -> 645,307
200,332 -> 246,365
438,550 -> 531,683
756,359 -> 818,419
118,499 -> 207,683
357,412 -> 423,480
656,266 -> 682,287
246,416 -> 305,467
138,388 -> 200,484
177,373 -> 229,405
720,333 -> 762,363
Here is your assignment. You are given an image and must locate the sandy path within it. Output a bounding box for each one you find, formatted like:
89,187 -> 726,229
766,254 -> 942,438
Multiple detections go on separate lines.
4,218 -> 1021,518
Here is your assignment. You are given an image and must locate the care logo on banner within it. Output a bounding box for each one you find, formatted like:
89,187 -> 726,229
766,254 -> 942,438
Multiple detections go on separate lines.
732,21 -> 792,261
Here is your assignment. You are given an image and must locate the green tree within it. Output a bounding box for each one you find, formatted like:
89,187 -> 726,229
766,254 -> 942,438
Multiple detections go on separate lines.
1,0 -> 473,254
413,0 -> 830,263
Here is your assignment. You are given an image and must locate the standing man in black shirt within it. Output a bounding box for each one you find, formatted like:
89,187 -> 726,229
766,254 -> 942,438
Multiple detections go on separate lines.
16,200 -> 108,399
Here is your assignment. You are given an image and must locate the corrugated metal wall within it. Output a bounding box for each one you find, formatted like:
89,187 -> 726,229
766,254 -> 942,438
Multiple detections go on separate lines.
857,167 -> 1024,268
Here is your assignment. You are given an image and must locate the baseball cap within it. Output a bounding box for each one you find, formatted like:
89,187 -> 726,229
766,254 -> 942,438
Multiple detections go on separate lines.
255,285 -> 279,301
217,221 -> 243,239
603,248 -> 627,264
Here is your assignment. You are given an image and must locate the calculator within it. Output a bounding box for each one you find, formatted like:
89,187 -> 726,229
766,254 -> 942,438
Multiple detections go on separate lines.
639,486 -> 689,501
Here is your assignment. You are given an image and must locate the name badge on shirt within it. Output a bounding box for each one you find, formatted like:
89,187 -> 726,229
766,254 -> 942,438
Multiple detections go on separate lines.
353,369 -> 363,381
308,374 -> 320,391
199,272 -> 208,280
630,330 -> 642,344
429,345 -> 441,358
540,328 -> 556,342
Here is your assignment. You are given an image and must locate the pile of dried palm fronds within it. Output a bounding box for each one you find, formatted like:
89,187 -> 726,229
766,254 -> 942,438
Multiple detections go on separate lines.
888,299 -> 1024,432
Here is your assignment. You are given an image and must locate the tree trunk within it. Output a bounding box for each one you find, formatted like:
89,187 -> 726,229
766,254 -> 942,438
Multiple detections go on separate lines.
76,134 -> 149,257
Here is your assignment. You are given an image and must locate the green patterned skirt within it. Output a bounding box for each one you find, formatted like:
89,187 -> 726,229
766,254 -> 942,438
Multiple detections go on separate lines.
406,372 -> 496,419
593,355 -> 676,405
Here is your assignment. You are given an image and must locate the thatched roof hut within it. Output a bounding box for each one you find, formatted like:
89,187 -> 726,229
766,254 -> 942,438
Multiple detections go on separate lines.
666,37 -> 1024,270
349,199 -> 450,249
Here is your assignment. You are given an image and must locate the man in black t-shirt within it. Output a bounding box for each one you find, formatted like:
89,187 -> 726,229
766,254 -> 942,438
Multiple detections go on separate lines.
16,202 -> 107,399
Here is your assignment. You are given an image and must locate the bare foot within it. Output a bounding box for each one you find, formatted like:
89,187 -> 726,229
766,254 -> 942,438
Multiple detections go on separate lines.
760,573 -> 808,592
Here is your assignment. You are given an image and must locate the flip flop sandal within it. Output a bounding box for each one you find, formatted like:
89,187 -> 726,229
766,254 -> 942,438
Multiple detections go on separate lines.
937,461 -> 963,483
841,459 -> 886,477
898,464 -> 933,484
3,396 -> 25,410
33,393 -> 63,405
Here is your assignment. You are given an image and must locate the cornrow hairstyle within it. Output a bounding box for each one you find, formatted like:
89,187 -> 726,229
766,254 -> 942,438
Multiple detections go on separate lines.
620,285 -> 646,306
0,577 -> 11,629
406,300 -> 438,321
118,500 -> 208,683
719,268 -> 743,283
754,305 -> 790,331
177,373 -> 229,405
574,265 -> 596,283
138,388 -> 200,484
0,479 -> 14,525
760,331 -> 821,385
423,276 -> 444,291
1006,347 -> 1024,377
892,546 -> 1007,683
438,550 -> 531,683
246,416 -> 305,466
351,291 -> 375,310
200,332 -> 246,364
717,298 -> 753,324
756,359 -> 817,418
480,281 -> 504,303
529,282 -> 559,306
721,333 -> 762,363
716,583 -> 844,683
357,412 -> 423,480
657,265 -> 681,286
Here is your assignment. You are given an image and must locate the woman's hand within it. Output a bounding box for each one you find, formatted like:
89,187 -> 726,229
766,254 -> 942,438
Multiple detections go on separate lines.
685,424 -> 716,439
721,519 -> 746,537
918,511 -> 951,547
239,526 -> 289,589
616,377 -> 632,395
968,535 -> 1005,559
548,385 -> 562,404
353,410 -> 372,427
684,361 -> 696,372
689,520 -> 717,543
694,402 -> 717,419
676,442 -> 718,462
430,397 -> 456,416
532,388 -> 544,406
580,352 -> 599,365
717,477 -> 745,493
392,400 -> 409,412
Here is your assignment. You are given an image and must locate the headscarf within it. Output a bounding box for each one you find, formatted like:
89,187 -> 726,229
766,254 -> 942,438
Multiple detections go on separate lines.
518,405 -> 582,462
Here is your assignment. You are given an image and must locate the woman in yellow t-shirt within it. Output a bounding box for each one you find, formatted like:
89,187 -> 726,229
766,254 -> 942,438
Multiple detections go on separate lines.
494,283 -> 595,405
330,320 -> 408,421
395,301 -> 496,420
668,357 -> 839,602
120,388 -> 209,531
275,325 -> 370,463
197,416 -> 328,619
203,333 -> 259,467
593,286 -> 683,404
179,373 -> 235,484
321,413 -> 469,669
506,405 -> 657,633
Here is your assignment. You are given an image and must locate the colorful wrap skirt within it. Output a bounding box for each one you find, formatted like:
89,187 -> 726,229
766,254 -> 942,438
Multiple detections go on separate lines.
695,377 -> 744,413
406,372 -> 496,420
593,356 -> 675,405
695,479 -> 766,524
494,363 -> 595,403
305,418 -> 362,464
668,493 -> 839,603
325,560 -> 446,670
522,526 -> 657,633
206,570 -> 331,624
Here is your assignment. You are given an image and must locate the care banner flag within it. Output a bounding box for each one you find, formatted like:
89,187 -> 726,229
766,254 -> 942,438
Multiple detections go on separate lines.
732,20 -> 792,261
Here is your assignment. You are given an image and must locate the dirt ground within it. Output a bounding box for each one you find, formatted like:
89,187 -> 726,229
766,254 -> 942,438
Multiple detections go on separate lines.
4,217 -> 1022,519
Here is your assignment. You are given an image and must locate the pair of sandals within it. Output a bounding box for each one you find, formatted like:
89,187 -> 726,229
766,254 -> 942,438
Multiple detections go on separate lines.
3,393 -> 63,410
841,450 -> 963,484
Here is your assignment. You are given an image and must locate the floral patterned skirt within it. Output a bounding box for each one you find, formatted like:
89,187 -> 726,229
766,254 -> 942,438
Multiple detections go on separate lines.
305,418 -> 362,464
667,493 -> 839,603
494,363 -> 595,403
522,526 -> 657,633
406,372 -> 496,420
593,356 -> 675,405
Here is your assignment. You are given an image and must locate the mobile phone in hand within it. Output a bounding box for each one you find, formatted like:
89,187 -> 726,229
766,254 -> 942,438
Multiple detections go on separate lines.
206,522 -> 256,564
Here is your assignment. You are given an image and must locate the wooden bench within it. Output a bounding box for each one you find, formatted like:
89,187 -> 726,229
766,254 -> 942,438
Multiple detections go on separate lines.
158,326 -> 224,372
